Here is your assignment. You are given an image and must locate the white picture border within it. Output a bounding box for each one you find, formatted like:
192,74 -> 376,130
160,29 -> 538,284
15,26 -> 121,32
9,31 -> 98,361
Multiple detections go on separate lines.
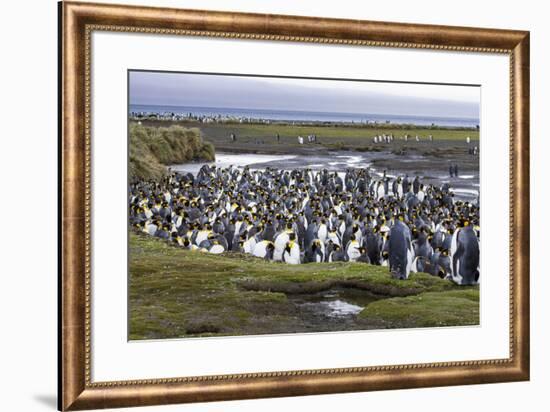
91,31 -> 510,382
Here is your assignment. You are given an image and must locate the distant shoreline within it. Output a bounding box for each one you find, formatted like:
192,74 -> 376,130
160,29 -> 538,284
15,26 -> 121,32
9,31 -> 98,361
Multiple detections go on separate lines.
128,106 -> 479,130
129,115 -> 478,131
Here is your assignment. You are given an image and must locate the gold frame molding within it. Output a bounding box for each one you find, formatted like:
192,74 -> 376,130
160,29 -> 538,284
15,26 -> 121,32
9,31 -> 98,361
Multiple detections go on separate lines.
60,1 -> 530,410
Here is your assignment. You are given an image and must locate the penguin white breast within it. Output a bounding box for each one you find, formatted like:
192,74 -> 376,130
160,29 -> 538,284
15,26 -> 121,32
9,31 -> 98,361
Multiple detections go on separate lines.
247,238 -> 257,253
338,222 -> 345,235
328,233 -> 340,246
318,225 -> 327,241
209,244 -> 225,254
284,245 -> 301,264
195,231 -> 207,245
274,233 -> 289,249
347,243 -> 361,261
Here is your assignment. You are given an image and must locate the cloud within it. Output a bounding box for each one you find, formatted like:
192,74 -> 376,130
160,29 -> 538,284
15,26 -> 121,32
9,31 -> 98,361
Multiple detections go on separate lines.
129,71 -> 479,119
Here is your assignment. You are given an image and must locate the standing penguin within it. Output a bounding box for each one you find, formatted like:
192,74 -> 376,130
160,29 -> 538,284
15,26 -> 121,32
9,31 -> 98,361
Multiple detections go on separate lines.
364,228 -> 382,265
212,217 -> 225,234
449,221 -> 480,285
317,218 -> 328,244
411,255 -> 427,273
326,230 -> 341,247
346,234 -> 361,262
413,229 -> 433,259
283,233 -> 301,265
273,224 -> 293,262
387,219 -> 414,279
438,249 -> 453,279
252,240 -> 275,260
305,239 -> 325,263
328,244 -> 347,262
412,176 -> 420,194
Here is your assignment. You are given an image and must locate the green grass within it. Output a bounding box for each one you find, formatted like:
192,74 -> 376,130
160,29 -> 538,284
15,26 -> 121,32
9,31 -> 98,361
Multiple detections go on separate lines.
137,120 -> 479,141
359,289 -> 479,328
129,232 -> 479,339
132,120 -> 479,156
129,124 -> 215,180
200,123 -> 479,141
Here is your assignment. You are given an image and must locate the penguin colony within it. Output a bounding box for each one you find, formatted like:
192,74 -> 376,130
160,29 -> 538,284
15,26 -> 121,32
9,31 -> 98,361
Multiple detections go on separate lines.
129,165 -> 480,285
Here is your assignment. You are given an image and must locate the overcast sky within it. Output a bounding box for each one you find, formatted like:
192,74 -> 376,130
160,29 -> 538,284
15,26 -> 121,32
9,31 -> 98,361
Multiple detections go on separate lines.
129,71 -> 480,119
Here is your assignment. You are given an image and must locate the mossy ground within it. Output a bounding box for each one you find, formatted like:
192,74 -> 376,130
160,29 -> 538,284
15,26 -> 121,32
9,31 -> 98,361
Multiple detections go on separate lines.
359,289 -> 479,328
129,233 -> 479,340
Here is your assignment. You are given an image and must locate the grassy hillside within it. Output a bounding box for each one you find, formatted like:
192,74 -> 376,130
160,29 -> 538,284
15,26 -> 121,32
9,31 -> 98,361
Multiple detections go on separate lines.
129,232 -> 479,340
129,124 -> 215,180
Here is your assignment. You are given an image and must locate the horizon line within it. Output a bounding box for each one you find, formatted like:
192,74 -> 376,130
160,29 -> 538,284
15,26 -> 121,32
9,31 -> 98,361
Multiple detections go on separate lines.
129,103 -> 480,122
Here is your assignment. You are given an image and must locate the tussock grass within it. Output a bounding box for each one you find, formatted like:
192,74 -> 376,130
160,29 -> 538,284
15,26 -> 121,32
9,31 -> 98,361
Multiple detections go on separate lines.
129,124 -> 215,180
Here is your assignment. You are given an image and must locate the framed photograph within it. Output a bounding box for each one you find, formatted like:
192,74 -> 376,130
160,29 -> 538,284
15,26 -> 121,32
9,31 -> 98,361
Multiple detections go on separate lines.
59,1 -> 530,410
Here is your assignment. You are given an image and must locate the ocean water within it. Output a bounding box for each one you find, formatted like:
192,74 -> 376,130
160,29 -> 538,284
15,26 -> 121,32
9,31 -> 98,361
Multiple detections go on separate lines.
129,104 -> 479,128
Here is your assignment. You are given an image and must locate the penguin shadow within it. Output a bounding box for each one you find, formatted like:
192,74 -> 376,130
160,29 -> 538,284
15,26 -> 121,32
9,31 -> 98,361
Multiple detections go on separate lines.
33,394 -> 57,409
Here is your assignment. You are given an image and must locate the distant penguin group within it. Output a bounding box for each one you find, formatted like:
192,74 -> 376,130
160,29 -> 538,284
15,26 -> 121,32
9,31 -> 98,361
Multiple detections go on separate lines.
129,164 -> 480,285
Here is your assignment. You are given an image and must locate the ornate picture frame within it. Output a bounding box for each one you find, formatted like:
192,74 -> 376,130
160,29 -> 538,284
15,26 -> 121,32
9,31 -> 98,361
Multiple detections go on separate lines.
59,1 -> 530,410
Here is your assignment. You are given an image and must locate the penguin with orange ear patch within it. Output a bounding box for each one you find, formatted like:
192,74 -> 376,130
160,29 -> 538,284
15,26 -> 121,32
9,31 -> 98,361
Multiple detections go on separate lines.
283,233 -> 301,265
